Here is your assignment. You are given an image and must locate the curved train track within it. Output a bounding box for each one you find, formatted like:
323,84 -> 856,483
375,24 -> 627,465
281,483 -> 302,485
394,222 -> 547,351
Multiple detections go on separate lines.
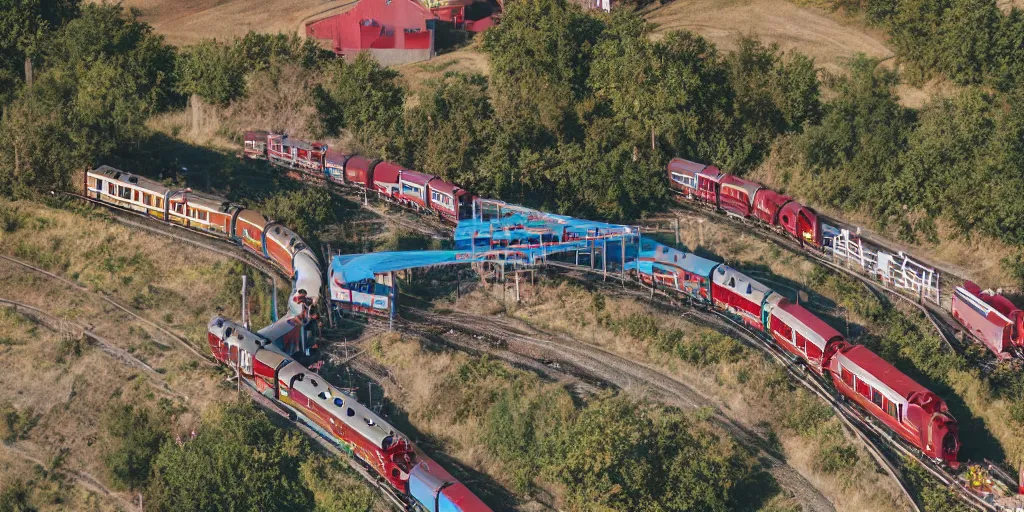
63,179 -> 1018,511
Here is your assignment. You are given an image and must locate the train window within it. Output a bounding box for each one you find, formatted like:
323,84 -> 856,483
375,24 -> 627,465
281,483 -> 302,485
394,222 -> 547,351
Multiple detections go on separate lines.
274,227 -> 281,234
310,379 -> 319,387
856,379 -> 871,398
289,237 -> 296,247
872,389 -> 884,408
884,399 -> 899,419
317,391 -> 330,400
391,469 -> 399,478
143,193 -> 152,206
841,367 -> 854,387
133,190 -> 139,202
225,327 -> 233,338
334,398 -> 344,407
728,277 -> 736,288
795,333 -> 807,352
156,197 -> 162,208
347,408 -> 355,417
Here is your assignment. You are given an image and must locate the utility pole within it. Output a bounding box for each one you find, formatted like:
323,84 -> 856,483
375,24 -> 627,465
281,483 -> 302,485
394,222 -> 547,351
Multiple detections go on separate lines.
241,275 -> 248,329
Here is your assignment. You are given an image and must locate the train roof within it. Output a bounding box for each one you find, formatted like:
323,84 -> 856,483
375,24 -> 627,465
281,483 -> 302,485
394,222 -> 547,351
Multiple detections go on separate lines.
720,174 -> 762,201
766,295 -> 843,353
324,149 -> 351,166
244,130 -> 268,141
667,158 -> 708,175
373,161 -> 403,183
184,191 -> 235,212
427,177 -> 461,196
285,362 -> 402,450
836,345 -> 939,409
712,265 -> 772,304
256,316 -> 304,345
90,165 -> 172,195
400,169 -> 433,186
632,238 -> 719,279
753,188 -> 792,207
236,209 -> 268,229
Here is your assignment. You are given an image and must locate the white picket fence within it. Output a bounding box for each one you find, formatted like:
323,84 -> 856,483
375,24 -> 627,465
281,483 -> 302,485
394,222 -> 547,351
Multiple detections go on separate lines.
827,229 -> 941,306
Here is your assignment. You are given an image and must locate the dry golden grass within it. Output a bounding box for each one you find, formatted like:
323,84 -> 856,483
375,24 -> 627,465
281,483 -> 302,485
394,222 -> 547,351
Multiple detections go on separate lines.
644,0 -> 892,75
397,40 -> 492,97
460,281 -> 911,511
0,199 -> 240,344
365,333 -> 525,479
0,306 -> 162,511
98,0 -> 359,46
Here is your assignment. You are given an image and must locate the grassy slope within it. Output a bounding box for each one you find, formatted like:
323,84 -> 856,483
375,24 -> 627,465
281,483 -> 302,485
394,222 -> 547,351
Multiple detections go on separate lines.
0,199 -> 368,508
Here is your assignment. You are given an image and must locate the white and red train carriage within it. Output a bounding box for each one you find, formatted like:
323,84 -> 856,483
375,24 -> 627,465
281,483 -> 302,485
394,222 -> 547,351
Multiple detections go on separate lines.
829,345 -> 961,466
711,265 -> 774,330
763,295 -> 845,373
241,130 -> 475,224
267,133 -> 328,174
667,157 -> 824,247
951,281 -> 1024,359
206,317 -> 491,511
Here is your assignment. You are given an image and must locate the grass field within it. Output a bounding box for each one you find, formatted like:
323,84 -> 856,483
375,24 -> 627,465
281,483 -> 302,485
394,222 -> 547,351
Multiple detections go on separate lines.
108,0 -> 359,46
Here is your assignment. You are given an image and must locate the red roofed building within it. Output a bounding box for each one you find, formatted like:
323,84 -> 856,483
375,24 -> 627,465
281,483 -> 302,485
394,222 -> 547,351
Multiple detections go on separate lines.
306,0 -> 500,65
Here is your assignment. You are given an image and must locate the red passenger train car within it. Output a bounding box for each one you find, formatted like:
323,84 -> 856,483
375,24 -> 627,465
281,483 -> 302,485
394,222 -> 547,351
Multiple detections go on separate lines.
666,157 -> 824,247
951,281 -> 1024,359
828,345 -> 960,466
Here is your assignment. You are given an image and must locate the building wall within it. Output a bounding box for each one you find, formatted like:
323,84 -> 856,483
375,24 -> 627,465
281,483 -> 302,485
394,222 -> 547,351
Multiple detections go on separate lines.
306,0 -> 435,52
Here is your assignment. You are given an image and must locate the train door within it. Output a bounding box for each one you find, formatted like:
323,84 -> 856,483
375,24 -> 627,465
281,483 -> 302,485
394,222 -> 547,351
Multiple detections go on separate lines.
94,179 -> 103,198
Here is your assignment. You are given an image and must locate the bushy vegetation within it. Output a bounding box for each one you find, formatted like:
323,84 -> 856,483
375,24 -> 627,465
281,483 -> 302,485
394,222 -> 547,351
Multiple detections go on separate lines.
176,32 -> 330,106
440,355 -> 765,510
99,400 -> 376,512
833,0 -> 1024,89
772,54 -> 1024,278
370,2 -> 819,220
1,3 -> 176,196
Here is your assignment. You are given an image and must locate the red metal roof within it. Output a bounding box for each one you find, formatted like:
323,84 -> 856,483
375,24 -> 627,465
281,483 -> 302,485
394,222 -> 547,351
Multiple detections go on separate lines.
440,482 -> 492,512
699,165 -> 725,182
400,169 -> 434,186
373,161 -> 402,183
720,174 -> 762,200
839,345 -> 931,401
427,177 -> 461,196
753,188 -> 791,209
324,149 -> 351,167
306,0 -> 435,52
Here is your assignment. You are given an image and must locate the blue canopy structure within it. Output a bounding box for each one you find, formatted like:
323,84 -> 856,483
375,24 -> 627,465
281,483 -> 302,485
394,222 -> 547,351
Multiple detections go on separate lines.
331,250 -> 488,285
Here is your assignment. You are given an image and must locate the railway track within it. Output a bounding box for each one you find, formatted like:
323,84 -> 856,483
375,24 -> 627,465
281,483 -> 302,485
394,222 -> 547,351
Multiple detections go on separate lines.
0,252 -> 216,365
70,178 -> 1012,509
543,260 -> 1006,511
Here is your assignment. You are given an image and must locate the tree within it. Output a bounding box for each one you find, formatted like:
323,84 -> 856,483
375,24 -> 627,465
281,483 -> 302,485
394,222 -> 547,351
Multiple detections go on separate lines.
483,0 -> 604,140
148,402 -> 314,512
175,40 -> 244,106
798,55 -> 912,213
0,0 -> 80,90
312,53 -> 405,156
